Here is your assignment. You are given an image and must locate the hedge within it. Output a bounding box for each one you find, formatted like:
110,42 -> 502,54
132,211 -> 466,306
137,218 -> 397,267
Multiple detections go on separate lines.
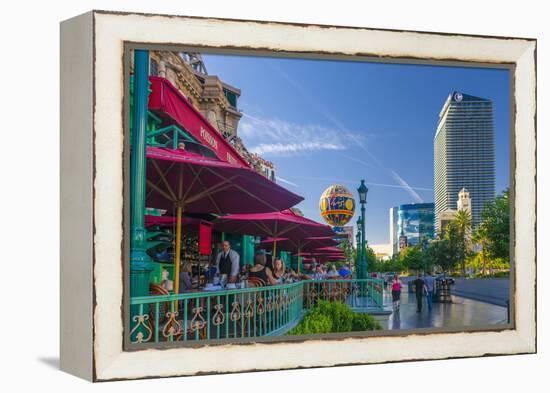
288,300 -> 382,335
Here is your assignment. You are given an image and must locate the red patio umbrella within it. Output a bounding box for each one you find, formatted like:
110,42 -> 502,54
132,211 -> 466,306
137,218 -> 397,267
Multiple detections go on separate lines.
145,147 -> 304,297
258,236 -> 337,253
319,254 -> 347,260
214,210 -> 335,264
313,246 -> 344,254
259,236 -> 338,273
144,214 -> 202,228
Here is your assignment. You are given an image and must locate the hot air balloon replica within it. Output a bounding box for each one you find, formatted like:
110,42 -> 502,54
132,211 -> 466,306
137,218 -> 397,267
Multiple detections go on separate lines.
319,184 -> 355,228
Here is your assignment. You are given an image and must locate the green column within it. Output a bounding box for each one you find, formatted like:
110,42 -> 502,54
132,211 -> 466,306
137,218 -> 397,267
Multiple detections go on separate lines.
242,234 -> 256,265
356,219 -> 362,279
361,203 -> 367,278
130,50 -> 154,318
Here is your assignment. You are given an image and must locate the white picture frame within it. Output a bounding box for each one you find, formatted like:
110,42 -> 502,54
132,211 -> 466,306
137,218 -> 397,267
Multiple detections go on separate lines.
60,10 -> 536,381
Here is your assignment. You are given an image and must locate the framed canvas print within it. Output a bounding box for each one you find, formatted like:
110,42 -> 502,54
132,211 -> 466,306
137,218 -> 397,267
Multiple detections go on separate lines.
60,10 -> 536,382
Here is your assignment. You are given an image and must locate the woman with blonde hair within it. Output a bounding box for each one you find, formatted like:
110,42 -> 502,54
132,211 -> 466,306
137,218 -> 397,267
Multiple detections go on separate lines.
272,258 -> 286,282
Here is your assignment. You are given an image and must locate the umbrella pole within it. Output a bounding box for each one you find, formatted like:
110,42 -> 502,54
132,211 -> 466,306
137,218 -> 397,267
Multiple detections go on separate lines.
173,206 -> 183,311
297,249 -> 301,274
273,240 -> 277,265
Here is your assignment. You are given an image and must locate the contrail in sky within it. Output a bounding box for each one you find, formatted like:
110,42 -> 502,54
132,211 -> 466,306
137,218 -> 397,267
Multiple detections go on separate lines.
389,170 -> 424,202
276,176 -> 299,187
269,62 -> 425,203
286,175 -> 432,192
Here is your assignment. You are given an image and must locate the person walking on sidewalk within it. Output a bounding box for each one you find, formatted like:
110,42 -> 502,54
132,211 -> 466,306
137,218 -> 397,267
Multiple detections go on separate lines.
413,274 -> 426,313
391,275 -> 403,310
424,272 -> 436,312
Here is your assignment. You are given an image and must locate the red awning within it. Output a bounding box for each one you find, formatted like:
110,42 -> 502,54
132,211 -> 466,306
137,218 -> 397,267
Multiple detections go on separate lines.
213,209 -> 335,239
148,76 -> 249,168
146,147 -> 303,214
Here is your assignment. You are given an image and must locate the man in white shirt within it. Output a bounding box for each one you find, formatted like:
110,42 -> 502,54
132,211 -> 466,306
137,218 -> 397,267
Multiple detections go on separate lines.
215,240 -> 240,283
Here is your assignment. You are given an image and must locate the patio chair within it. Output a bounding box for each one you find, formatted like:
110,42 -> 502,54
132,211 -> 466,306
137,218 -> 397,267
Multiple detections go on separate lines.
247,277 -> 266,287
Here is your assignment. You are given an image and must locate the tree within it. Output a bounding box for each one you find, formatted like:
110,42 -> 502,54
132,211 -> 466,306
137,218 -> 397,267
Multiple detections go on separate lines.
444,220 -> 469,274
479,189 -> 510,261
370,253 -> 404,273
453,209 -> 472,274
472,222 -> 490,275
354,245 -> 377,275
364,246 -> 377,268
425,238 -> 456,274
400,246 -> 424,273
339,240 -> 355,261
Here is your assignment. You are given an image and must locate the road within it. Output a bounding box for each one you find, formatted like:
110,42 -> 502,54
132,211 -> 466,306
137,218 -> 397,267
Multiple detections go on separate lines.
451,278 -> 510,307
399,276 -> 510,307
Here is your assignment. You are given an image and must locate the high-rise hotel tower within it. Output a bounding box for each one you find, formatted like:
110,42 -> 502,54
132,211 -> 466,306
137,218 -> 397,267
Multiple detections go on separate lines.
434,91 -> 495,232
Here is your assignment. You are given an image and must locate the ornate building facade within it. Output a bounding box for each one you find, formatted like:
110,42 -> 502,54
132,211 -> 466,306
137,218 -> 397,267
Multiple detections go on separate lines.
145,51 -> 275,179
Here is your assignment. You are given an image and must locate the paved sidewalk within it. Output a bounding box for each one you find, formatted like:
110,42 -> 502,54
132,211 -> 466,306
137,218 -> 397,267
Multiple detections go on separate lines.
381,290 -> 508,330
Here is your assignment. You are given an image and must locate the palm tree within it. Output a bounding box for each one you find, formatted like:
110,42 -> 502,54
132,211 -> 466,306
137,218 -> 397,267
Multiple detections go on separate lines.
453,209 -> 472,274
472,223 -> 490,276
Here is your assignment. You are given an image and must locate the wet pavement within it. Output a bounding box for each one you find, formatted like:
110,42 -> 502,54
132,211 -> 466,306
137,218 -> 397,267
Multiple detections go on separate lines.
382,290 -> 508,330
401,276 -> 510,307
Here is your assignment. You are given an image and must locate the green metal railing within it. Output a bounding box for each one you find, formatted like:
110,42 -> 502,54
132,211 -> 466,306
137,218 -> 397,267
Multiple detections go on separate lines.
303,279 -> 384,309
147,124 -> 196,148
130,281 -> 304,344
129,278 -> 384,345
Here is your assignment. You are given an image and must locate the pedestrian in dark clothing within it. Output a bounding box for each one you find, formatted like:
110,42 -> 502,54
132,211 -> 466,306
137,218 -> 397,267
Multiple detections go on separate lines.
424,272 -> 436,311
413,274 -> 426,312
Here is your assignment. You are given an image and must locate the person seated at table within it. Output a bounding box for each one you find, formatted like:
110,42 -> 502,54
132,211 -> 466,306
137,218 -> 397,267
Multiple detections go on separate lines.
214,240 -> 240,284
265,252 -> 275,272
326,265 -> 340,278
338,264 -> 352,278
248,253 -> 278,286
313,265 -> 325,280
302,263 -> 315,276
238,264 -> 250,282
203,263 -> 218,281
178,263 -> 193,292
286,267 -> 308,281
272,258 -> 286,282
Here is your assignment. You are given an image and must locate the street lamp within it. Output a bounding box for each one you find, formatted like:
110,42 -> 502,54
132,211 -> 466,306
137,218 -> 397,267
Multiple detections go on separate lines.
356,217 -> 362,278
357,180 -> 369,278
357,180 -> 368,205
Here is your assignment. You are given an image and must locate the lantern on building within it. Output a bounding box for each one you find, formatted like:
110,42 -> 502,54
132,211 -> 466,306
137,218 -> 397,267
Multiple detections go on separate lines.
319,184 -> 355,227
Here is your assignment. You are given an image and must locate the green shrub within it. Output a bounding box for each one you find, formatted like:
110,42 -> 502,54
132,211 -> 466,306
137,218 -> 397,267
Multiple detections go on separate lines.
351,313 -> 382,331
288,300 -> 381,335
288,310 -> 332,335
316,301 -> 354,332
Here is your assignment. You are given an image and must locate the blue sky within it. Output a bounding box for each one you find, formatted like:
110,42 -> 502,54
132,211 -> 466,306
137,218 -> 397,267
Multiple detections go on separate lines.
202,53 -> 510,244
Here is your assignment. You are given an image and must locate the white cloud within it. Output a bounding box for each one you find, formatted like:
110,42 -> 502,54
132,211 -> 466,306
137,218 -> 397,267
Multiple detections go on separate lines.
251,142 -> 344,155
239,114 -> 352,156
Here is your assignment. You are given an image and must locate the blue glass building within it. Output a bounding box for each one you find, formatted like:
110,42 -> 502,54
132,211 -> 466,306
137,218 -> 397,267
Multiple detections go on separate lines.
390,203 -> 435,253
